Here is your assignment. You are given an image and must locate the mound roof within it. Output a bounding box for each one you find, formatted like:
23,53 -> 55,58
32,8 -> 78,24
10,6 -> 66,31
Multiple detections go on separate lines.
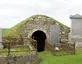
2,14 -> 69,38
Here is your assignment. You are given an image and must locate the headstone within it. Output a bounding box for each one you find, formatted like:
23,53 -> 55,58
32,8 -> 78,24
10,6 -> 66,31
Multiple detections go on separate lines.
0,43 -> 3,49
50,24 -> 60,47
70,14 -> 82,35
0,28 -> 3,49
0,28 -> 2,42
69,14 -> 82,47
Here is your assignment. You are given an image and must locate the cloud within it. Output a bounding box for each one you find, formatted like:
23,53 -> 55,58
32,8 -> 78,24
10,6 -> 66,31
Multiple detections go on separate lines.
0,0 -> 82,28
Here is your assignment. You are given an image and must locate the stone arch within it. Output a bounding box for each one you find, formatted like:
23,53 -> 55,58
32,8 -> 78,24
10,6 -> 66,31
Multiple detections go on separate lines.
31,30 -> 47,52
20,15 -> 70,52
21,15 -> 55,44
28,29 -> 47,38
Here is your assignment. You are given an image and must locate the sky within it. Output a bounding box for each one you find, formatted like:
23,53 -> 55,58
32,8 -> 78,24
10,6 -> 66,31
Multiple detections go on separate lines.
0,0 -> 82,28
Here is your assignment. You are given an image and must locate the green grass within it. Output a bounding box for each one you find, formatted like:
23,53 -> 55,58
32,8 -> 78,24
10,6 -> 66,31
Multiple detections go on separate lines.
2,28 -> 10,37
39,49 -> 82,64
9,18 -> 27,38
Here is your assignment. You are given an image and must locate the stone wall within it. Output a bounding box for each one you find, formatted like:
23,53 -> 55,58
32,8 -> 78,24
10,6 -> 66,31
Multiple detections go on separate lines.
3,54 -> 40,64
21,15 -> 70,44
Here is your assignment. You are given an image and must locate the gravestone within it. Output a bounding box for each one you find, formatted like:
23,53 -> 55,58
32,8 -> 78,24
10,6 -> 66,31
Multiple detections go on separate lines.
69,14 -> 82,47
0,28 -> 3,49
50,25 -> 60,47
0,28 -> 2,42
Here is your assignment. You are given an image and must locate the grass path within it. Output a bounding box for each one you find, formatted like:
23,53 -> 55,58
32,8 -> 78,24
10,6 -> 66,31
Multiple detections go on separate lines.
39,49 -> 82,64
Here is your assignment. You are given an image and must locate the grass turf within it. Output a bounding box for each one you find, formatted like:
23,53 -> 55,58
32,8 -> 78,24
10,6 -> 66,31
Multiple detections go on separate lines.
2,28 -> 10,37
39,49 -> 82,64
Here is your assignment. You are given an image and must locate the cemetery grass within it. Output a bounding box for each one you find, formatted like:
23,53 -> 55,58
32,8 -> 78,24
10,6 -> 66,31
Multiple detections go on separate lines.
39,49 -> 82,64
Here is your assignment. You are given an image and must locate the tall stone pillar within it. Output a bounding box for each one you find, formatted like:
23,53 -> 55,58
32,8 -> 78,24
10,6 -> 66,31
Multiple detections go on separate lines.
69,14 -> 82,47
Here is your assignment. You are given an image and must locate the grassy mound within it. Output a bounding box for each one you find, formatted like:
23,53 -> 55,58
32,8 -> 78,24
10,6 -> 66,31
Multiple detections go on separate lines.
2,28 -> 10,37
2,14 -> 69,38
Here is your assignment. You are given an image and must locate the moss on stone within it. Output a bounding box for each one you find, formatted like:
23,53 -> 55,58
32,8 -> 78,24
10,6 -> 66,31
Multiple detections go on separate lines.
2,14 -> 70,38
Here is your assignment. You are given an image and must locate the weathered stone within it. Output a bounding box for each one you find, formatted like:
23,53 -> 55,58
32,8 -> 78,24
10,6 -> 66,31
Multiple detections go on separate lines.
69,14 -> 82,48
21,15 -> 70,45
0,28 -> 2,42
6,54 -> 40,64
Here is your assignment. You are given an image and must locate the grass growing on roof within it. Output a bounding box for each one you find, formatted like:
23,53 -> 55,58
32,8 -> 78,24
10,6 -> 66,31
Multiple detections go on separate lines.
2,28 -> 10,37
5,14 -> 69,38
8,18 -> 28,38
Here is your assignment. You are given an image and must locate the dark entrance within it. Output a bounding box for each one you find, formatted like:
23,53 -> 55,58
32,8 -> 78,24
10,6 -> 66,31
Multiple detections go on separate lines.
32,30 -> 46,52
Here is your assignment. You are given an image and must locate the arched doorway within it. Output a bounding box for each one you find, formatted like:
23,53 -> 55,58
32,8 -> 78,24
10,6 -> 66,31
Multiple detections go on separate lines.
32,30 -> 46,52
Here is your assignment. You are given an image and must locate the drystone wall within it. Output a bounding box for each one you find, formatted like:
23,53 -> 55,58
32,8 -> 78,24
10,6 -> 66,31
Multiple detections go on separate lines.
21,15 -> 54,43
21,15 -> 70,43
6,54 -> 40,64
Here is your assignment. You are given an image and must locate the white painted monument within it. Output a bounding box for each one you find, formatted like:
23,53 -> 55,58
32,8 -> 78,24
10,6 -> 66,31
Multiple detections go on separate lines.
0,28 -> 3,49
69,14 -> 82,47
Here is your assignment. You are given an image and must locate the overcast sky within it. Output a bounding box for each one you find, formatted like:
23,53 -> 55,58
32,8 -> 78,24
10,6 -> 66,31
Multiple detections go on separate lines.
0,0 -> 82,28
